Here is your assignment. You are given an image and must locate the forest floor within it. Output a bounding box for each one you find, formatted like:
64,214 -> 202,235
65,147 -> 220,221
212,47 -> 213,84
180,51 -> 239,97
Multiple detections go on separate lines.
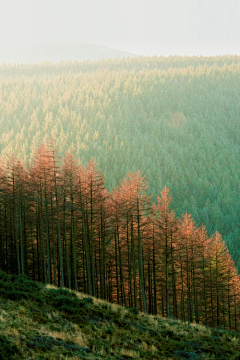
0,271 -> 240,359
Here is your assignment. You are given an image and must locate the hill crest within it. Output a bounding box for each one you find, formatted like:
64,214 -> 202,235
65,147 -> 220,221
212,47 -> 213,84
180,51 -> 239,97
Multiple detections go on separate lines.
0,42 -> 137,64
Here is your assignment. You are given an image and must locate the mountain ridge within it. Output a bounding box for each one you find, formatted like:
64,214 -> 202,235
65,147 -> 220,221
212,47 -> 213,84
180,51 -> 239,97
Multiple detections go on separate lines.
0,42 -> 137,64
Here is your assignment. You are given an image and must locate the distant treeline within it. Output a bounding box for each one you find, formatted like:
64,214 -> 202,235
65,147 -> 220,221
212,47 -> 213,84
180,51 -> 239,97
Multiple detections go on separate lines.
0,55 -> 239,269
0,144 -> 240,331
0,54 -> 239,77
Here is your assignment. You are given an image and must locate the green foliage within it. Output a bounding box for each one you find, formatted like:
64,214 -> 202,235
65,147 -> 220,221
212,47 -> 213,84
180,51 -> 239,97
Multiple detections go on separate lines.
11,275 -> 42,293
47,288 -> 77,299
46,289 -> 94,315
82,296 -> 94,305
128,307 -> 140,316
105,326 -> 114,335
6,290 -> 29,301
0,270 -> 9,281
52,296 -> 80,314
0,272 -> 42,302
0,334 -> 20,360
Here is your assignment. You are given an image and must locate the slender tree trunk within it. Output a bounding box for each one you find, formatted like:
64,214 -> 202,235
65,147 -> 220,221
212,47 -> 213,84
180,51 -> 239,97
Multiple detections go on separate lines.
54,169 -> 64,287
90,181 -> 96,296
131,219 -> 137,308
137,200 -> 147,313
63,195 -> 71,288
117,224 -> 126,306
50,195 -> 57,286
44,178 -> 51,283
114,225 -> 120,304
40,197 -> 47,284
18,185 -> 24,275
152,226 -> 157,315
165,232 -> 169,318
126,215 -> 133,307
79,185 -> 92,295
70,191 -> 78,291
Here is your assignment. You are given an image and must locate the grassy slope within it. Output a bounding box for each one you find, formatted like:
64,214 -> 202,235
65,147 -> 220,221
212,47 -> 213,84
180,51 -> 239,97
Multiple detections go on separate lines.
0,272 -> 240,360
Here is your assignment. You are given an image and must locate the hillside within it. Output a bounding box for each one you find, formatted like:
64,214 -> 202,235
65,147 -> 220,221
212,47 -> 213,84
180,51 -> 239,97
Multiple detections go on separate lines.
0,270 -> 240,360
0,55 -> 239,268
0,43 -> 137,64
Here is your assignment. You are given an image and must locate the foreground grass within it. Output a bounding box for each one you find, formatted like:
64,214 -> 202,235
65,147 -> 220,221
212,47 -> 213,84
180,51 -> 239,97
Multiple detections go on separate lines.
0,271 -> 240,359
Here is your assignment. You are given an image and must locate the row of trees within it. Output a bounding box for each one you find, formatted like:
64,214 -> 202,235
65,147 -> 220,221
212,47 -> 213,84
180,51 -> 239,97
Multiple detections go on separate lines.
0,144 -> 240,331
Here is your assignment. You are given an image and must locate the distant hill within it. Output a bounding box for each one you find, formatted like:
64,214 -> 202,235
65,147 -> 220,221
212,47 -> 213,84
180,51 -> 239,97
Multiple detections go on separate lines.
0,42 -> 137,64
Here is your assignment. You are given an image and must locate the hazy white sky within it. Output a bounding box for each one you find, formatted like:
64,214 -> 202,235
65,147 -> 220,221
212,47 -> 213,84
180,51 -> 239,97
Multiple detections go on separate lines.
0,0 -> 239,56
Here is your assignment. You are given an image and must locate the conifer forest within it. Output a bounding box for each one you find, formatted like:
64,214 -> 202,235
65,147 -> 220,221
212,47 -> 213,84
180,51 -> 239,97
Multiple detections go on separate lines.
0,55 -> 240,331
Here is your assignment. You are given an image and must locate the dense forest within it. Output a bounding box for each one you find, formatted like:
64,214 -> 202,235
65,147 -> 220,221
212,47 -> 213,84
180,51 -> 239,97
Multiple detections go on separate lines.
0,55 -> 239,269
0,144 -> 240,331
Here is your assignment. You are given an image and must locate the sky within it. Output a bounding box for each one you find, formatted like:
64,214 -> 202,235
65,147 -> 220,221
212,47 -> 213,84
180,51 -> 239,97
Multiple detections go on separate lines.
0,0 -> 239,56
